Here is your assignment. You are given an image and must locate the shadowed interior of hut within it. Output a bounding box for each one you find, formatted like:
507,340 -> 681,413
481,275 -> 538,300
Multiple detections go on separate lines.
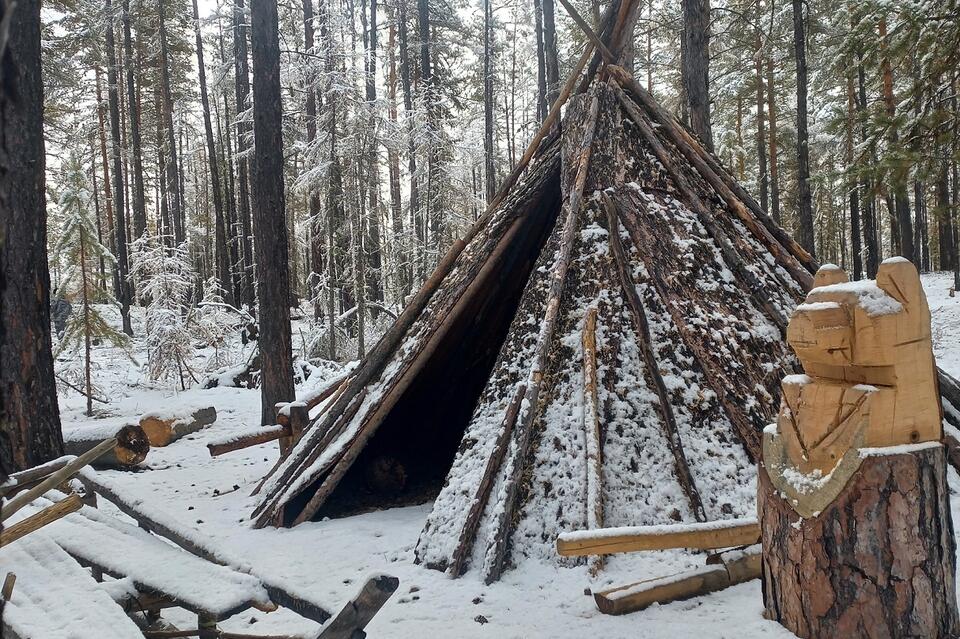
288,176 -> 563,523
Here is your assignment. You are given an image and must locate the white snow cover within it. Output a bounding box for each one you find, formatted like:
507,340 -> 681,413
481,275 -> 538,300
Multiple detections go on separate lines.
809,279 -> 903,316
0,534 -> 142,638
23,492 -> 270,615
795,301 -> 842,312
558,518 -> 759,543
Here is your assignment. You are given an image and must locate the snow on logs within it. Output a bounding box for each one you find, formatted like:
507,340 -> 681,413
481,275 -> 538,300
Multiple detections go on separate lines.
760,260 -> 959,638
139,406 -> 217,447
556,519 -> 760,557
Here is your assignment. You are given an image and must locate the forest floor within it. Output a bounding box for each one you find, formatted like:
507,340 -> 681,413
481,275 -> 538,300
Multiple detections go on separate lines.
55,272 -> 960,638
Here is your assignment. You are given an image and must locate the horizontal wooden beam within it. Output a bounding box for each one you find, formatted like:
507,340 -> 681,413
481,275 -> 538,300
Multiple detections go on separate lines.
595,549 -> 761,615
207,425 -> 289,457
556,519 -> 760,557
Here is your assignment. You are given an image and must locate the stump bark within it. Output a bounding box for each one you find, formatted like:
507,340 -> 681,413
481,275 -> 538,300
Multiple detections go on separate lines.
758,444 -> 959,638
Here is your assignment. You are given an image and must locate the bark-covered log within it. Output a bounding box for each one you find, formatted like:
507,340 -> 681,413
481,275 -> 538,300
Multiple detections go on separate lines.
140,407 -> 217,447
759,445 -> 959,638
63,425 -> 149,468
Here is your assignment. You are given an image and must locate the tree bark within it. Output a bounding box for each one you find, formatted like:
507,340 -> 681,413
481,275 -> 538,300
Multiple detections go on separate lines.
542,0 -> 560,107
249,0 -> 295,426
792,0 -> 815,258
303,0 -> 324,319
856,51 -> 880,277
846,71 -> 863,280
158,0 -> 184,246
235,0 -> 255,307
0,0 -> 64,472
193,0 -> 231,301
766,56 -> 780,225
759,446 -> 960,638
754,21 -> 769,214
385,14 -> 407,298
483,0 -> 496,204
681,0 -> 713,152
397,0 -> 423,279
105,0 -> 134,335
121,0 -> 147,242
534,0 -> 547,122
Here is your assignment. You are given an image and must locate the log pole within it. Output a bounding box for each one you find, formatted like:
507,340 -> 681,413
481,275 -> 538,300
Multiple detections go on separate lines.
0,493 -> 83,546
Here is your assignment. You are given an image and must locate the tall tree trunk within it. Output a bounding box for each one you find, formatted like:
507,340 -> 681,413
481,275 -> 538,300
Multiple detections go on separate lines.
105,0 -> 133,335
878,16 -> 914,263
533,0 -> 547,122
249,0 -> 295,425
121,0 -> 147,241
235,0 -> 255,307
193,0 -> 232,302
682,0 -> 713,151
766,56 -> 780,224
385,14 -> 407,299
846,72 -> 863,280
303,0 -> 325,319
483,0 -> 496,204
792,0 -> 815,258
542,0 -> 559,107
397,0 -> 423,279
78,211 -> 94,417
89,131 -> 108,290
0,0 -> 65,470
416,0 -> 441,254
362,0 -> 384,309
754,22 -> 769,215
94,67 -> 120,300
159,0 -> 184,246
857,51 -> 880,277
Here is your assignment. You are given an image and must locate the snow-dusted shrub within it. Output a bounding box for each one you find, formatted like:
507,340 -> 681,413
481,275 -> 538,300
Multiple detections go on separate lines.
130,234 -> 197,388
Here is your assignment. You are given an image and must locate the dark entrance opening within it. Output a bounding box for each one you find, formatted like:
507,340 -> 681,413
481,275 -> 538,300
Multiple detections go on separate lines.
305,170 -> 562,520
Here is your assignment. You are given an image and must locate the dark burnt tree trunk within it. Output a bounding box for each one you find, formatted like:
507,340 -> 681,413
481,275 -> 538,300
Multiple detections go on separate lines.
483,0 -> 495,203
542,0 -> 559,108
682,0 -> 713,152
235,0 -> 255,308
249,0 -> 295,426
159,0 -> 184,246
759,446 -> 960,638
792,0 -> 815,258
0,0 -> 64,471
105,0 -> 133,335
193,0 -> 232,301
121,0 -> 146,242
385,13 -> 407,298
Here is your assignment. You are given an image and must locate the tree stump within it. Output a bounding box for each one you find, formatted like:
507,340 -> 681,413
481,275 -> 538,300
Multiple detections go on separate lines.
759,260 -> 959,638
759,444 -> 959,638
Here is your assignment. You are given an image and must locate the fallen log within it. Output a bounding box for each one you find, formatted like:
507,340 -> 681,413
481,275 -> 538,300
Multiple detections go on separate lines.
0,438 -> 117,523
0,493 -> 83,546
0,456 -> 73,497
207,425 -> 288,457
581,307 -> 604,577
594,547 -> 761,615
556,519 -> 760,557
63,424 -> 149,468
140,407 -> 218,447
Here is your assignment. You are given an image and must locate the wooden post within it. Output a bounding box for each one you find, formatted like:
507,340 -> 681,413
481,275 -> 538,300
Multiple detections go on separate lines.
760,260 -> 959,638
196,613 -> 217,639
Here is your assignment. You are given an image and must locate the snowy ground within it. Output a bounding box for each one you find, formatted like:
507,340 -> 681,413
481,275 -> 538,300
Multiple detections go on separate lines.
50,272 -> 960,638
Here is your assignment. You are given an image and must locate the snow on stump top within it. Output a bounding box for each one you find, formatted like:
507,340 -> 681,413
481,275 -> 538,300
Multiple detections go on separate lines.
760,260 -> 959,638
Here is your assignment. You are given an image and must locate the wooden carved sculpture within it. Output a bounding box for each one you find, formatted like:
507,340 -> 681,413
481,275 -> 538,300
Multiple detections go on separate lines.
759,259 -> 959,638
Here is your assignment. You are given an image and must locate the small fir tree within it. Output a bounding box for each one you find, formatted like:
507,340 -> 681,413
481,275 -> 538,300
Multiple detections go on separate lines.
53,155 -> 131,415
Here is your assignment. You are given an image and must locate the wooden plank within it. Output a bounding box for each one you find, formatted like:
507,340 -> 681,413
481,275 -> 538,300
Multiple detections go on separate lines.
207,425 -> 289,457
0,494 -> 83,546
1,573 -> 15,601
594,549 -> 761,615
581,307 -> 604,577
317,574 -> 400,639
556,519 -> 760,556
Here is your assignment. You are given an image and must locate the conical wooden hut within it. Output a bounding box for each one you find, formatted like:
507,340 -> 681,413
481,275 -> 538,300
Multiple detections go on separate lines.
249,1 -> 958,584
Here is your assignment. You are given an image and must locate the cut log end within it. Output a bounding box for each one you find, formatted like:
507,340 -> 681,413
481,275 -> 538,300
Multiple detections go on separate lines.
115,425 -> 150,466
140,407 -> 217,447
